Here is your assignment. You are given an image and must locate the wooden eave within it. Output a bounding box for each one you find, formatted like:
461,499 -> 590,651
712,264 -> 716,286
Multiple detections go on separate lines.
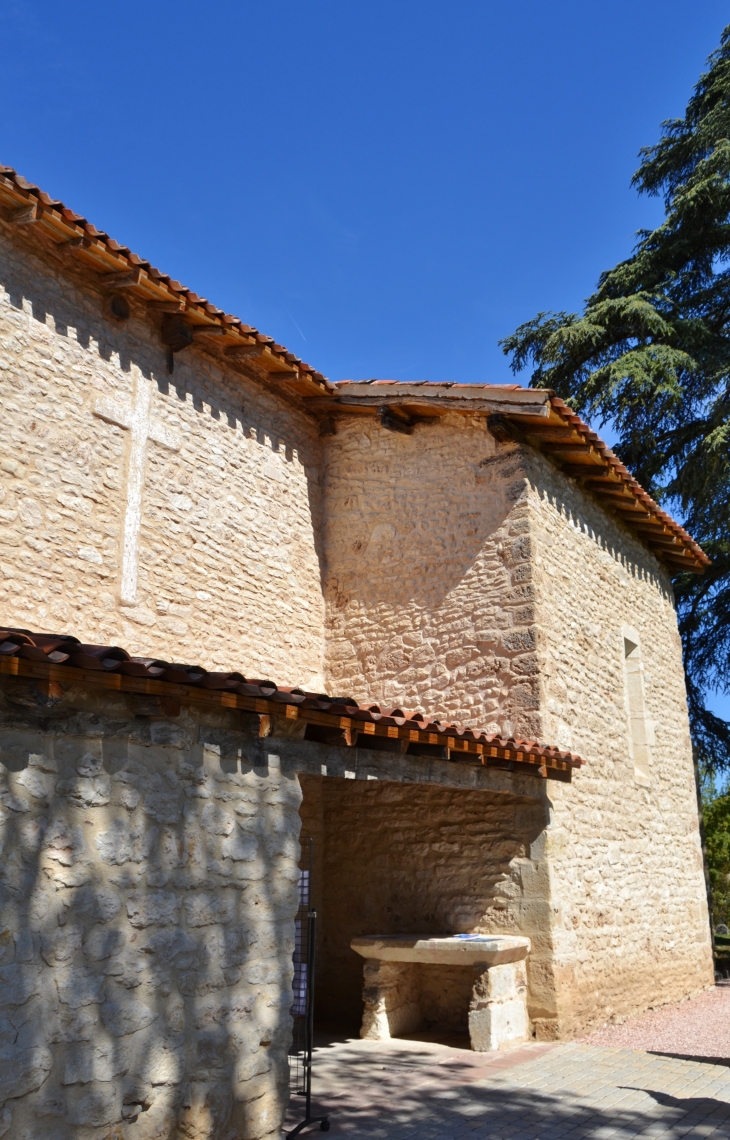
312,383 -> 708,573
0,176 -> 331,400
307,388 -> 552,421
499,409 -> 708,574
0,655 -> 576,782
0,163 -> 707,576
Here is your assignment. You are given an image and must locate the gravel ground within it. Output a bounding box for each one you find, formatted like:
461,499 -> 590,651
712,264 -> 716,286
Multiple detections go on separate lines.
580,982 -> 730,1059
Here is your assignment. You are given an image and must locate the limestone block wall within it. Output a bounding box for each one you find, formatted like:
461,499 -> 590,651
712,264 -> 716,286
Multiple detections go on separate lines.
0,674 -> 302,1140
0,224 -> 325,686
523,448 -> 714,1034
318,418 -> 714,1037
298,773 -> 548,1029
322,415 -> 541,739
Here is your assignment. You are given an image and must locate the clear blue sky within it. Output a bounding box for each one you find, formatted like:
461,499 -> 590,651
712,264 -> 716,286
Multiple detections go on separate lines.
2,0 -> 728,716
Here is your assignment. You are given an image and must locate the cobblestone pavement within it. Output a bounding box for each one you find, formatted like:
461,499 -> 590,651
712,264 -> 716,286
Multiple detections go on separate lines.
282,1032 -> 730,1139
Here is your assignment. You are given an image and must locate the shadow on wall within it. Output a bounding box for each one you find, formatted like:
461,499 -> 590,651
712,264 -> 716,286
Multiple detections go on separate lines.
526,451 -> 675,602
0,248 -> 327,677
322,420 -> 542,731
0,674 -> 303,1140
299,773 -> 547,1031
324,427 -> 528,616
321,420 -> 678,731
0,255 -> 320,475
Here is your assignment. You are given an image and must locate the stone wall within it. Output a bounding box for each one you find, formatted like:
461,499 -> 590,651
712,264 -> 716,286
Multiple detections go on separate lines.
0,673 -> 303,1140
0,223 -> 325,687
524,446 -> 715,1034
322,415 -> 540,739
298,773 -> 548,1029
321,421 -> 714,1038
0,212 -> 715,1055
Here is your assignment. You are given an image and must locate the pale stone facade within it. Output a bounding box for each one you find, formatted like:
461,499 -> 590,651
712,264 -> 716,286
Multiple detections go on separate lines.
0,675 -> 304,1140
528,451 -> 712,1034
0,204 -> 715,1138
0,224 -> 325,687
0,672 -> 549,1140
298,773 -> 547,1029
322,416 -> 540,737
320,423 -> 713,1036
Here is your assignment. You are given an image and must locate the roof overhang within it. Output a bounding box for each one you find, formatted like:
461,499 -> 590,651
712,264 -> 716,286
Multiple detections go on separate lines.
312,381 -> 709,575
314,381 -> 551,418
0,163 -> 333,399
0,163 -> 708,575
0,629 -> 582,782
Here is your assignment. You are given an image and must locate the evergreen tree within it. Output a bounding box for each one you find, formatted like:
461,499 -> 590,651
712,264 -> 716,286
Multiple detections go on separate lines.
702,777 -> 730,929
501,26 -> 730,772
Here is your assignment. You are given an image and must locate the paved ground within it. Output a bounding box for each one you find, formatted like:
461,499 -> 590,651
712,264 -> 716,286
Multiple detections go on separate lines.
283,990 -> 730,1139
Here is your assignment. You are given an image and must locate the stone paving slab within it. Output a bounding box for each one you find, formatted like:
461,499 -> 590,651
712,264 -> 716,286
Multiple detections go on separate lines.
282,1035 -> 730,1139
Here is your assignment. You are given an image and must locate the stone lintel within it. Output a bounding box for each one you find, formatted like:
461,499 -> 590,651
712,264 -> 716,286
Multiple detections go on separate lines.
351,934 -> 531,967
267,737 -> 549,799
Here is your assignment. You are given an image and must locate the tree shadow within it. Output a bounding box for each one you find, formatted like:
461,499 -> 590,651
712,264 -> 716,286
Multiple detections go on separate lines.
646,1051 -> 730,1067
293,1057 -> 730,1138
0,675 -> 302,1139
0,237 -> 327,684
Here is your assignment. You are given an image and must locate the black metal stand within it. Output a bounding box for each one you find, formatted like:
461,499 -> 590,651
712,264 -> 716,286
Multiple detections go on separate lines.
287,839 -> 330,1137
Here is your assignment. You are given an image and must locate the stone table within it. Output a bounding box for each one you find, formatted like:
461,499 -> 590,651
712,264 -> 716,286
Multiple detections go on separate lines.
351,934 -> 531,1052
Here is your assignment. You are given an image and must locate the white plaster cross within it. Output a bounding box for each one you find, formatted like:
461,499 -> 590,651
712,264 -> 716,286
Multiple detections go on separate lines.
94,372 -> 180,604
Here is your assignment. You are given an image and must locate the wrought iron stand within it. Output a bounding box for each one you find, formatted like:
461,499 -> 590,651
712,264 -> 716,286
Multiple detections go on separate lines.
287,837 -> 330,1137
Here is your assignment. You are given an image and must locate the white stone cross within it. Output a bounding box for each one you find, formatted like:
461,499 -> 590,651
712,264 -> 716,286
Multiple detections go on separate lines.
93,372 -> 180,604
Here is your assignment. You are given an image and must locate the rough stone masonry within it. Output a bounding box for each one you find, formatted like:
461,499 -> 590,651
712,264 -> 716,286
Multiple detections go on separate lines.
0,669 -> 554,1140
0,677 -> 304,1140
0,168 -> 716,1140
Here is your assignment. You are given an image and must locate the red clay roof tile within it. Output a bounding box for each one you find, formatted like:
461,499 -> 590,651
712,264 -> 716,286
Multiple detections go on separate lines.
0,628 -> 583,778
0,160 -> 705,573
0,161 -> 331,388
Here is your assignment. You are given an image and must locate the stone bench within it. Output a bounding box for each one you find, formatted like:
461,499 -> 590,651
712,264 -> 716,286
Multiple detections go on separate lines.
351,934 -> 531,1052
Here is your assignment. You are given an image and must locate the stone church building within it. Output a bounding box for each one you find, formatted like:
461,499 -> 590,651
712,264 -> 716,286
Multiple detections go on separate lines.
0,163 -> 715,1140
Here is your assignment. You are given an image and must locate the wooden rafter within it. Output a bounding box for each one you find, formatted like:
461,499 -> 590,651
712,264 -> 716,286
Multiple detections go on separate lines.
0,656 -> 577,781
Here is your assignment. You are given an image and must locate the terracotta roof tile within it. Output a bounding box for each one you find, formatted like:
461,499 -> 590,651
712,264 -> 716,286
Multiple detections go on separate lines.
546,396 -> 709,569
0,162 -> 331,389
0,160 -> 703,573
335,380 -> 530,393
0,629 -> 583,780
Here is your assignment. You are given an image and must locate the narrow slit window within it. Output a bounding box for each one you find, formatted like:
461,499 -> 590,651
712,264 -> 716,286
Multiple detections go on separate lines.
624,635 -> 651,785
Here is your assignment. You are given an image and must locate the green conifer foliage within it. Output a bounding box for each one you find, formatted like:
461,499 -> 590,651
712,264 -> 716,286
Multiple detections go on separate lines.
702,781 -> 730,929
502,27 -> 730,771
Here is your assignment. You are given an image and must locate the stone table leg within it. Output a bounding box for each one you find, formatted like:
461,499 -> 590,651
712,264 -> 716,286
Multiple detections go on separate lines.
360,959 -> 421,1040
468,960 -> 529,1051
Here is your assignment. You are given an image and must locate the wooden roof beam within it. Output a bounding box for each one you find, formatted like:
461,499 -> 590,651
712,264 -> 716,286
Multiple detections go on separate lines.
378,405 -> 415,434
540,441 -> 596,454
661,552 -> 699,568
147,299 -> 186,314
561,463 -> 611,477
643,536 -> 688,551
225,343 -> 269,360
515,422 -> 579,438
581,475 -> 624,486
100,268 -> 142,289
613,507 -> 654,520
8,203 -> 39,225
